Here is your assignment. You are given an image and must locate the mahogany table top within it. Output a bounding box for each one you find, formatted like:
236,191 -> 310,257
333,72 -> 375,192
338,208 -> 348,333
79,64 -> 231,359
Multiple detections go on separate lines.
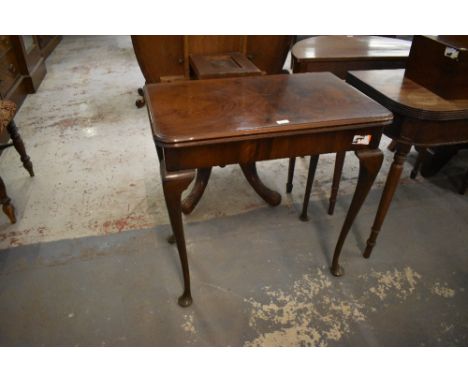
347,69 -> 468,121
145,72 -> 392,146
292,36 -> 411,62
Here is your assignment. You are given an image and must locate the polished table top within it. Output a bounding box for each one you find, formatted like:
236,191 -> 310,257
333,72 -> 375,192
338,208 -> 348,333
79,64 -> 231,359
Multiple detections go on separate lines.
347,69 -> 468,120
292,36 -> 411,62
145,73 -> 392,145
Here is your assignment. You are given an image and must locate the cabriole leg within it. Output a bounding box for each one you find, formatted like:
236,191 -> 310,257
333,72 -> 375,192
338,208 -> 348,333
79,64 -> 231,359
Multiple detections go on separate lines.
181,167 -> 212,214
240,162 -> 281,206
160,163 -> 196,307
331,149 -> 383,277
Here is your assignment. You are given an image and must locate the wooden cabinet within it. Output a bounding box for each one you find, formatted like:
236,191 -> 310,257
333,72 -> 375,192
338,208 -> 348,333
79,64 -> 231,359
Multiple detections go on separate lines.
0,35 -> 60,108
37,36 -> 62,58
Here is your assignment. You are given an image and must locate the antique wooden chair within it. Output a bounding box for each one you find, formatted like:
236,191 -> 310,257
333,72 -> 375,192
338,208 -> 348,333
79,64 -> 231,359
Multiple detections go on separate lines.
0,99 -> 34,223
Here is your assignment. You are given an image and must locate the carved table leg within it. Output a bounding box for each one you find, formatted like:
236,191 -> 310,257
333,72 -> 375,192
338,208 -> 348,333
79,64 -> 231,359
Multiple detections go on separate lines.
328,151 -> 346,215
410,147 -> 427,179
160,163 -> 196,307
331,149 -> 383,277
299,155 -> 319,221
240,162 -> 281,206
388,140 -> 397,152
181,167 -> 212,214
0,176 -> 16,224
136,87 -> 145,108
7,121 -> 34,177
286,157 -> 296,193
363,143 -> 411,259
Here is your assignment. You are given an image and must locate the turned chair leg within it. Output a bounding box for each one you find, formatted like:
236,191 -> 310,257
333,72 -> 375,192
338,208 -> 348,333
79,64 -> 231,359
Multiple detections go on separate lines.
299,155 -> 319,221
7,120 -> 34,177
0,176 -> 16,224
286,157 -> 296,193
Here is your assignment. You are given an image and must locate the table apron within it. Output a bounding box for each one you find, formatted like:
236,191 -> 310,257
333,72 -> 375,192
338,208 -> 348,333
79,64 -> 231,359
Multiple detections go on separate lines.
293,59 -> 407,79
161,127 -> 382,171
384,116 -> 468,147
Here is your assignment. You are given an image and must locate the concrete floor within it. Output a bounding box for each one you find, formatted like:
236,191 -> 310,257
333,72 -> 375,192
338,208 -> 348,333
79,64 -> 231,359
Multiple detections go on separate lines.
0,36 -> 467,346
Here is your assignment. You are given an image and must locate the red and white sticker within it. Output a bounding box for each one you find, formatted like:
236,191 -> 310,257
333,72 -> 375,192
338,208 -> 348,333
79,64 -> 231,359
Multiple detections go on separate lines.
352,135 -> 372,145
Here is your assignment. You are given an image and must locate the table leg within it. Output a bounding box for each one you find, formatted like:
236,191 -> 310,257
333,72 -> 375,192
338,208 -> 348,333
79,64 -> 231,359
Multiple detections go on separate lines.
363,143 -> 411,259
331,149 -> 383,277
240,163 -> 281,206
0,176 -> 16,224
286,157 -> 296,193
7,121 -> 34,177
299,155 -> 319,221
181,167 -> 212,214
160,163 -> 196,307
328,151 -> 346,215
388,140 -> 397,152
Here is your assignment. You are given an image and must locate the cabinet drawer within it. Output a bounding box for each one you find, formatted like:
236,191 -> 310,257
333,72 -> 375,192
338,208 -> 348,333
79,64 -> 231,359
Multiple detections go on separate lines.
0,48 -> 21,96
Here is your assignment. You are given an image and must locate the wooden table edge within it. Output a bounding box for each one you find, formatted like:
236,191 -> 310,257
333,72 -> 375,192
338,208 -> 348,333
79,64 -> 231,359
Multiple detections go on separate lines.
346,71 -> 468,121
152,118 -> 393,148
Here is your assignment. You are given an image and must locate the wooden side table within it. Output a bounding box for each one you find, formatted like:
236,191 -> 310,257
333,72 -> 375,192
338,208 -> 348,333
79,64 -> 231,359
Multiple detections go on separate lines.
344,69 -> 468,260
144,73 -> 392,306
291,35 -> 410,79
287,35 -> 411,213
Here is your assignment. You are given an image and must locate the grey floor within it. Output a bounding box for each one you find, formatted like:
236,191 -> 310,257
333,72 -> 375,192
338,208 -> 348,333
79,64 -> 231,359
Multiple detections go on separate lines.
1,169 -> 467,346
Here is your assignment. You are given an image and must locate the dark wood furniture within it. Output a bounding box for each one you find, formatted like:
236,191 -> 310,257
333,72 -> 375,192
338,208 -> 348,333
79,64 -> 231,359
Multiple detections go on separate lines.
182,50 -> 273,214
0,36 -> 47,108
344,69 -> 468,260
0,34 -> 60,132
131,35 -> 293,107
291,35 -> 411,79
405,35 -> 468,100
36,36 -> 62,59
132,36 -> 294,214
287,35 -> 411,214
405,36 -> 468,185
144,72 -> 392,306
189,52 -> 263,79
0,99 -> 35,223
